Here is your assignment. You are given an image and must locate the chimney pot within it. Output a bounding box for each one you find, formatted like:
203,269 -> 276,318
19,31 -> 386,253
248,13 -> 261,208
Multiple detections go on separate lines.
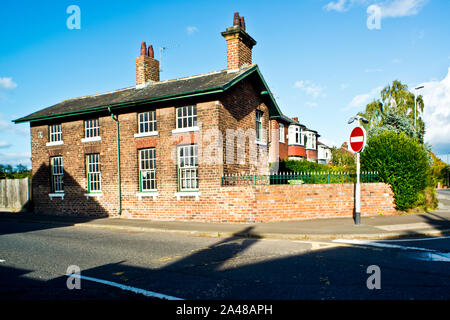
148,45 -> 154,58
292,117 -> 298,122
233,12 -> 240,26
240,16 -> 245,30
140,42 -> 147,56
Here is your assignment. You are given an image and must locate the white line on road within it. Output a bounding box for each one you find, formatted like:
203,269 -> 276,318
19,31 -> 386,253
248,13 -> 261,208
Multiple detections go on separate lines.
333,239 -> 437,252
67,274 -> 183,300
332,239 -> 450,262
374,235 -> 450,242
0,259 -> 5,263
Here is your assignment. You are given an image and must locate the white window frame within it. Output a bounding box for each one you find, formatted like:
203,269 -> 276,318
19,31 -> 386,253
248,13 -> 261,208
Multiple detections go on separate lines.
50,156 -> 64,193
177,144 -> 199,192
305,132 -> 316,149
85,119 -> 100,139
256,110 -> 263,141
139,148 -> 157,192
137,111 -> 157,135
86,154 -> 102,193
49,124 -> 62,143
279,123 -> 285,143
176,105 -> 197,130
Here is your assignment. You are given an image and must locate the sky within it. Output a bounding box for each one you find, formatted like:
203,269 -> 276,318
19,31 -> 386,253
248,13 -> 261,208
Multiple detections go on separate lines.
1,0 -> 450,168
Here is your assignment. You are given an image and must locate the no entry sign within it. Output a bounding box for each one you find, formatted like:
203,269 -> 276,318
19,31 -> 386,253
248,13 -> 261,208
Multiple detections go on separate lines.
349,126 -> 366,153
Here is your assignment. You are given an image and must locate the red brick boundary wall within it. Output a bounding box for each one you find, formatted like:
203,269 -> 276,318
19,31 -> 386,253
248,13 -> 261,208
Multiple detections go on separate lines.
36,182 -> 396,223
123,182 -> 396,222
217,182 -> 397,222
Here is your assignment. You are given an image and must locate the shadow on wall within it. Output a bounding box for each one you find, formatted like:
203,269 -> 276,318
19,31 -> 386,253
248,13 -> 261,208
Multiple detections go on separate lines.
0,163 -> 110,236
32,162 -> 109,217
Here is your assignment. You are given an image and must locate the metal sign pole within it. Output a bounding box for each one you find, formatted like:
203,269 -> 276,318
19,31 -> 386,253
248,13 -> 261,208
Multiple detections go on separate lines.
355,152 -> 361,225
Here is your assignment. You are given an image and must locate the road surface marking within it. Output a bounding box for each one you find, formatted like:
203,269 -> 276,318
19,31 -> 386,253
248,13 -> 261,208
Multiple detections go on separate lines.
67,274 -> 183,300
293,240 -> 346,250
374,222 -> 434,231
0,259 -> 5,263
333,239 -> 450,262
374,235 -> 450,242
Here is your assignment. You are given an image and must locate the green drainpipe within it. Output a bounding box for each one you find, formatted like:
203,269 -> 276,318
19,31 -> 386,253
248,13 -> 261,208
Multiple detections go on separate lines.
108,107 -> 122,215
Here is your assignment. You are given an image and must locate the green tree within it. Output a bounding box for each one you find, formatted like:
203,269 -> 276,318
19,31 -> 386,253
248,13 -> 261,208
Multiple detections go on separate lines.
358,80 -> 425,142
330,146 -> 355,168
361,130 -> 431,211
430,152 -> 447,185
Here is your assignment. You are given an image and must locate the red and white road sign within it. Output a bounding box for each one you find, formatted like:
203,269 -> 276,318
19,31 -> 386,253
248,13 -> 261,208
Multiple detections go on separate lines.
349,126 -> 366,153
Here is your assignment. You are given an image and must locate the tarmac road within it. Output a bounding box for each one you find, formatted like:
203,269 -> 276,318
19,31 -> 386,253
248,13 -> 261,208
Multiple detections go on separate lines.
0,219 -> 449,300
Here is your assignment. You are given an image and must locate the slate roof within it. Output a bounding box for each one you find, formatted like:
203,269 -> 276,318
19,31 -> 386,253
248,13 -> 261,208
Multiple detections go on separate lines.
14,64 -> 281,123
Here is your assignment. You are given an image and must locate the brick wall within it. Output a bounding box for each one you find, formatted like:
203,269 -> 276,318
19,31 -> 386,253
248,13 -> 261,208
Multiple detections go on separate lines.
218,183 -> 396,222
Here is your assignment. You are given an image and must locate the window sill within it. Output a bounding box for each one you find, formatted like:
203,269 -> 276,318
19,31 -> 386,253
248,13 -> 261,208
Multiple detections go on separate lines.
136,192 -> 158,200
49,193 -> 65,200
172,126 -> 199,134
81,136 -> 101,143
46,141 -> 64,147
134,132 -> 158,138
174,191 -> 201,200
84,193 -> 103,199
255,140 -> 267,146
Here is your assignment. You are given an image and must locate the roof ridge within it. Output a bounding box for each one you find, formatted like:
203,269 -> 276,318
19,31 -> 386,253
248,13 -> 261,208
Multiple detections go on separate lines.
62,65 -> 255,102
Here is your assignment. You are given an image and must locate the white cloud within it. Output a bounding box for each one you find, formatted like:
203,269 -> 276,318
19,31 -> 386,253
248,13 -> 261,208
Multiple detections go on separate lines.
0,141 -> 11,149
0,116 -> 27,135
305,101 -> 318,108
420,68 -> 450,154
0,152 -> 31,166
364,68 -> 383,73
378,0 -> 428,18
186,26 -> 199,35
340,83 -> 349,90
0,77 -> 17,91
324,0 -> 353,12
324,0 -> 428,18
344,86 -> 382,110
294,80 -> 325,98
391,58 -> 403,64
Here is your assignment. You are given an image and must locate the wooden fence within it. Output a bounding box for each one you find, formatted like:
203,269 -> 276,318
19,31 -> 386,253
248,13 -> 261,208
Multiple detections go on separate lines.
0,178 -> 31,212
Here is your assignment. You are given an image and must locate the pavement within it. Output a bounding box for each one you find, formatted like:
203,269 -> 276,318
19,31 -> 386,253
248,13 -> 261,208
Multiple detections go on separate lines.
1,189 -> 450,240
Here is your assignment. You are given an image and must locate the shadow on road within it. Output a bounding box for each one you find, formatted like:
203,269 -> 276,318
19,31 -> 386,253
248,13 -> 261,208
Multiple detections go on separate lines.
1,225 -> 449,300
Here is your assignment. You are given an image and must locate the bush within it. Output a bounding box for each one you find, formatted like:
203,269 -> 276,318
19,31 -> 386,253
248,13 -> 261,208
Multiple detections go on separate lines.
280,159 -> 331,173
361,130 -> 430,211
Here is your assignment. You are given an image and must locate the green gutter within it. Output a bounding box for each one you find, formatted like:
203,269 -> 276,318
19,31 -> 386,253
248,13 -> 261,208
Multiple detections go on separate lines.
108,107 -> 122,216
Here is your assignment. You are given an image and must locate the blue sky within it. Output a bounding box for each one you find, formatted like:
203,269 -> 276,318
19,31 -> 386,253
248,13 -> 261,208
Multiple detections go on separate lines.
1,0 -> 450,167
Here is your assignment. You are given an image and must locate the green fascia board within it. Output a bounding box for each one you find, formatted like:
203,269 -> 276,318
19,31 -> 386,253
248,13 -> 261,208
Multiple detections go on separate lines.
13,65 -> 282,124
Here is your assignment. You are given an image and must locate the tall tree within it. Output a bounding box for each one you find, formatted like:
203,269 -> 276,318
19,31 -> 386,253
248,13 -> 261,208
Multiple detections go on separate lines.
358,80 -> 425,142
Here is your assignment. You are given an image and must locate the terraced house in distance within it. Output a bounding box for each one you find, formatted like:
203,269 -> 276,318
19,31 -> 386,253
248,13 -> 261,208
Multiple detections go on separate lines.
14,12 -> 292,222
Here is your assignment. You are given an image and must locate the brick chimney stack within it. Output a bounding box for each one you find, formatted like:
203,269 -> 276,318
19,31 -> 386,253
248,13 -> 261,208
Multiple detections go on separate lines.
221,12 -> 256,71
136,42 -> 160,86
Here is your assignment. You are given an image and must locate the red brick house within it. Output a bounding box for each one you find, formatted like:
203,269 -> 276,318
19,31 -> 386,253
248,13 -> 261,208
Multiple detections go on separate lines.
14,13 -> 285,220
273,116 -> 320,163
14,13 -> 397,222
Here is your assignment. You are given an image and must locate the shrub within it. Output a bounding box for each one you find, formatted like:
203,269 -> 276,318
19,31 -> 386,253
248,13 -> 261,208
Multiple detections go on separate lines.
361,130 -> 430,211
280,159 -> 331,173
